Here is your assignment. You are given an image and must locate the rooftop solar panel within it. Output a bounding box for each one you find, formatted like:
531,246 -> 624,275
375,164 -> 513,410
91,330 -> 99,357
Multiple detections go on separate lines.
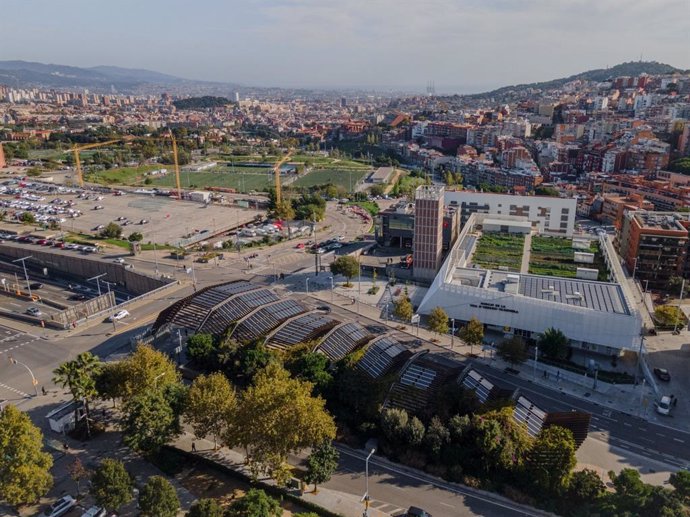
513,396 -> 547,437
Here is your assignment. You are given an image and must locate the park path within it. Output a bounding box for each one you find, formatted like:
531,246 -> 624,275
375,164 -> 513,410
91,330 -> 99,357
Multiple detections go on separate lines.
520,231 -> 532,273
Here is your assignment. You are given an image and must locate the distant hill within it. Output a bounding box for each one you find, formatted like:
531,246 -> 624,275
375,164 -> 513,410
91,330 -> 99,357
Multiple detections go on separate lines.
466,61 -> 685,99
0,60 -> 233,93
173,96 -> 232,110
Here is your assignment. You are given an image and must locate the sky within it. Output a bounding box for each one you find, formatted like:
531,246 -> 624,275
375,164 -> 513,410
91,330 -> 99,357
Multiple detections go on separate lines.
2,0 -> 689,93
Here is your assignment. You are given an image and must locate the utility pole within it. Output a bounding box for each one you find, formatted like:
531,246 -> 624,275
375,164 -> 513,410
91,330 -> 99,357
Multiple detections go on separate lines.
451,318 -> 455,348
12,256 -> 33,298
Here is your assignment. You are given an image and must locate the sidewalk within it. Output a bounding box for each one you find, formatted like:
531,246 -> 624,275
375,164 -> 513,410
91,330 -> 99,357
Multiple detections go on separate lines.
172,433 -> 388,517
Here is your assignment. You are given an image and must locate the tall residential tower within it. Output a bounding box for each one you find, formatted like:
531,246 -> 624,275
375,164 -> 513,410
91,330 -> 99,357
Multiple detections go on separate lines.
413,185 -> 445,281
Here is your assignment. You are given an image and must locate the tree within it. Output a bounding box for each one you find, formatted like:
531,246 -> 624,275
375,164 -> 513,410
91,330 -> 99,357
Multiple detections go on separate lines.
95,361 -> 128,406
90,458 -> 133,512
128,231 -> 143,242
369,184 -> 386,197
393,296 -> 413,322
497,336 -> 528,366
405,416 -> 426,447
330,256 -> 359,287
380,407 -> 409,447
186,333 -> 217,369
273,200 -> 295,221
604,468 -> 651,516
526,426 -> 577,497
187,498 -> 224,517
100,222 -> 123,239
117,343 -> 182,402
427,306 -> 449,336
52,352 -> 102,438
139,476 -> 180,517
284,345 -> 333,393
304,442 -> 340,493
184,372 -> 237,449
0,405 -> 53,507
425,416 -> 450,461
227,363 -> 336,483
567,469 -> 605,507
539,327 -> 569,360
20,212 -> 35,224
67,457 -> 90,497
122,389 -> 179,454
470,407 -> 533,476
225,489 -> 282,517
670,470 -> 690,502
460,317 -> 484,355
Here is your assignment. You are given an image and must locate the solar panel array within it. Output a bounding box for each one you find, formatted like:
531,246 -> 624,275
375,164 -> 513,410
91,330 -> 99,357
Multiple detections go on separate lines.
198,289 -> 279,335
358,336 -> 407,378
233,299 -> 306,342
268,313 -> 340,351
400,363 -> 437,389
461,369 -> 494,403
519,275 -> 628,314
317,322 -> 373,361
513,396 -> 547,437
152,281 -> 259,333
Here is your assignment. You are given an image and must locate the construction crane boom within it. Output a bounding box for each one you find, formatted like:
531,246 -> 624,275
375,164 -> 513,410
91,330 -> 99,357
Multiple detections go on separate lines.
274,149 -> 293,207
71,135 -> 182,199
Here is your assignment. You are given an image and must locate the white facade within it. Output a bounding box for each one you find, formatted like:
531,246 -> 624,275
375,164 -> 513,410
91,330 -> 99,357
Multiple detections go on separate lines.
444,191 -> 577,237
418,214 -> 643,353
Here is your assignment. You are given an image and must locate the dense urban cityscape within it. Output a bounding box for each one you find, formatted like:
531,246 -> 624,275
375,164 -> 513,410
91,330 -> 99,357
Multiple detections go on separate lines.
1,3 -> 690,517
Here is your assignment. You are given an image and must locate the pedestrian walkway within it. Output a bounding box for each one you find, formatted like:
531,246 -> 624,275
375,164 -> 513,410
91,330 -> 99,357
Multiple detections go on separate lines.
520,232 -> 532,274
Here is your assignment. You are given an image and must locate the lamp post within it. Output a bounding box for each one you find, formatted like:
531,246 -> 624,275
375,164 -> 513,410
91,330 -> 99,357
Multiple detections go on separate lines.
305,277 -> 310,295
9,356 -> 39,396
87,273 -> 107,297
363,448 -> 376,517
328,275 -> 334,302
451,318 -> 455,349
153,372 -> 166,388
12,256 -> 33,298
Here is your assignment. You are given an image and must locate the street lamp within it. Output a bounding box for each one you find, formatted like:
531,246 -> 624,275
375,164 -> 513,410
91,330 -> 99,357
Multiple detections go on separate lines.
9,356 -> 39,396
363,448 -> 376,517
87,273 -> 107,297
305,277 -> 310,295
12,256 -> 33,298
327,275 -> 334,302
153,372 -> 167,388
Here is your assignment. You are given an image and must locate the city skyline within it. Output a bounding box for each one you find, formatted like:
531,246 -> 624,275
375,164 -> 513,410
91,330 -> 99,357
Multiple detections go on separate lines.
3,0 -> 689,93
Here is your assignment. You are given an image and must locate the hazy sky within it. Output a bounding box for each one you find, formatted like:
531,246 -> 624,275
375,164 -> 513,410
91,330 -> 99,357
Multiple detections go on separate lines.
3,0 -> 689,93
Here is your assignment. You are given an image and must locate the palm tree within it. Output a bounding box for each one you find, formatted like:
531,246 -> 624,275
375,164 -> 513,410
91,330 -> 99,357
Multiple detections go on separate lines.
53,352 -> 102,438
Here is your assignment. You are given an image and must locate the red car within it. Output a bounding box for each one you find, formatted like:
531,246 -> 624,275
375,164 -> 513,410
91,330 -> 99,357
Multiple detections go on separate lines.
296,243 -> 305,249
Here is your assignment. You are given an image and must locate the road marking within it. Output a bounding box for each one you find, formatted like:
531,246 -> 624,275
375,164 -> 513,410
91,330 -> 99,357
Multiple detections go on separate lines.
623,422 -> 632,427
0,382 -> 30,398
657,433 -> 666,437
674,438 -> 685,443
440,502 -> 455,508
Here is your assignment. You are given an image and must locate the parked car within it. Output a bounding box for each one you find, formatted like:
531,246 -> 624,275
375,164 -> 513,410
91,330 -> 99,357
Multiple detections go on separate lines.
41,496 -> 76,517
316,305 -> 331,313
69,293 -> 88,301
26,306 -> 42,317
654,368 -> 671,382
108,309 -> 130,322
139,219 -> 149,224
656,395 -> 672,416
93,205 -> 104,210
406,507 -> 432,517
113,257 -> 126,264
80,506 -> 106,517
29,282 -> 44,290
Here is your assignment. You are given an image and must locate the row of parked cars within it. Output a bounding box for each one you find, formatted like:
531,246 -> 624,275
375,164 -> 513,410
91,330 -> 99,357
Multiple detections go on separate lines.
0,233 -> 100,254
40,495 -> 107,517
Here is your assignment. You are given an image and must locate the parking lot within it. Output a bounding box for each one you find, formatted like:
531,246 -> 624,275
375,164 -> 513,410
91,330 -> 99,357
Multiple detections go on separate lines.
0,179 -> 263,245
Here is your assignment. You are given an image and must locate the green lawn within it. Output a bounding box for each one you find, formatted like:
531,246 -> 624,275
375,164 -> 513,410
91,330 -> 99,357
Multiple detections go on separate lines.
293,168 -> 368,190
529,236 -> 608,280
472,233 -> 525,271
86,165 -> 164,185
28,149 -> 67,160
152,171 -> 273,192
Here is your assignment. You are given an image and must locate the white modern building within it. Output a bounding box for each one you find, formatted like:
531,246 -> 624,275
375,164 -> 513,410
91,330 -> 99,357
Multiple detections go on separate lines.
444,191 -> 577,237
418,213 -> 643,354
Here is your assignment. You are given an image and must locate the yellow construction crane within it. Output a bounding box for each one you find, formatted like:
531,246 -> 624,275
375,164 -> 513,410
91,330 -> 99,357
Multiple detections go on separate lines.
71,133 -> 183,199
273,149 -> 293,207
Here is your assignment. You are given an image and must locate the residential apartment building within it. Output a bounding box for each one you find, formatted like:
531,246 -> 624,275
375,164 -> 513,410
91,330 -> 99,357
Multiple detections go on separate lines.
413,185 -> 445,281
444,191 -> 577,237
618,211 -> 690,290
